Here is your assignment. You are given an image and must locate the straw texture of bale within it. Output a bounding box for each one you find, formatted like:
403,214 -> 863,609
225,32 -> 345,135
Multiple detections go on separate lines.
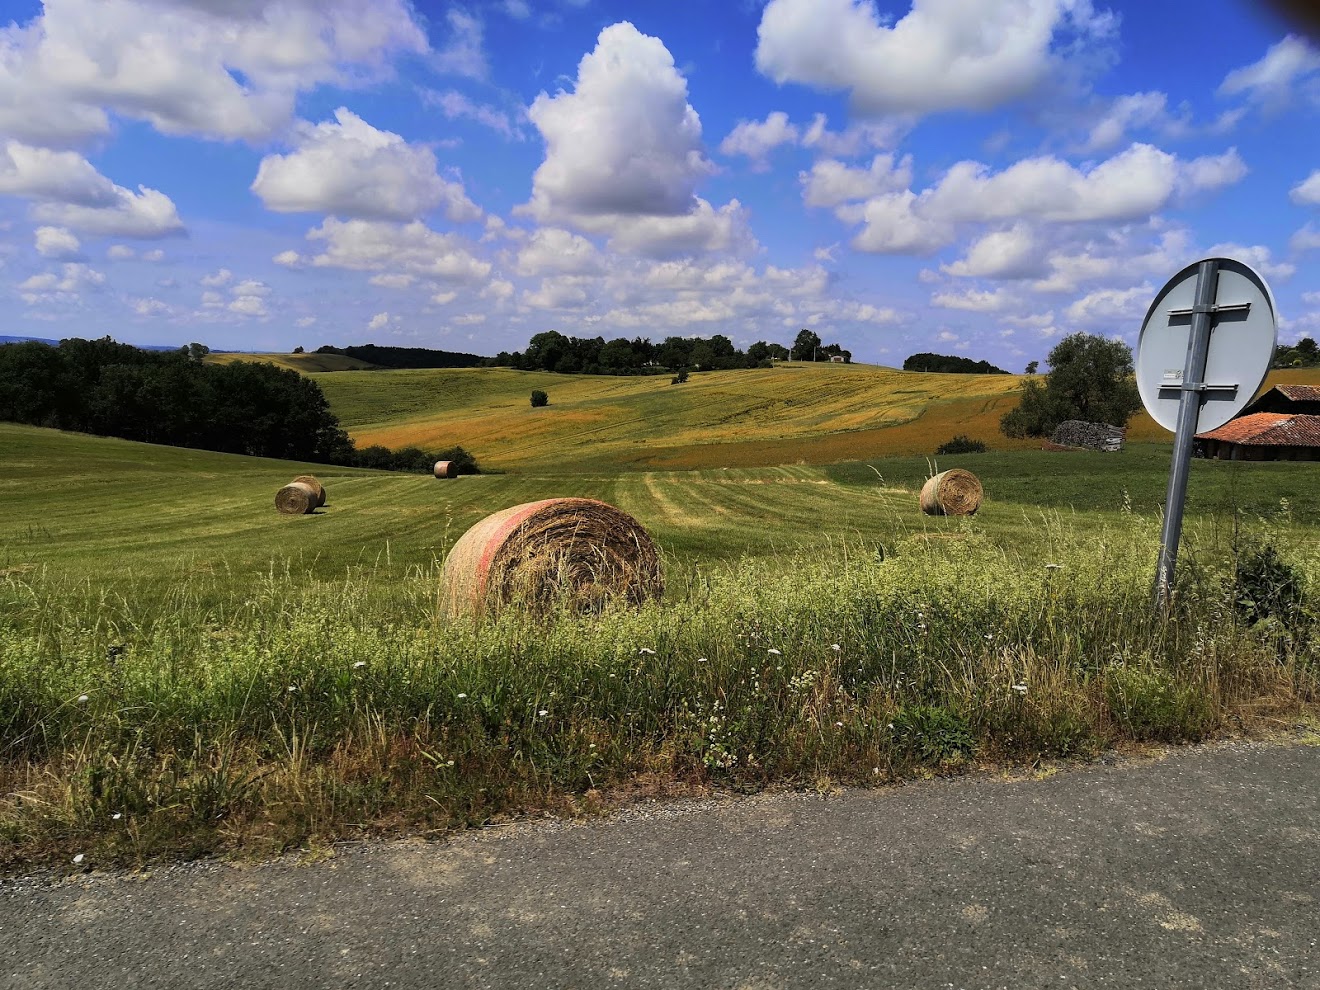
442,498 -> 663,616
291,475 -> 325,507
919,469 -> 983,516
275,481 -> 319,515
433,461 -> 458,480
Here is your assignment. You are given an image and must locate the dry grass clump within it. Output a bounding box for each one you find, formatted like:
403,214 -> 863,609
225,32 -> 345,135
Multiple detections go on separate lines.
920,469 -> 983,516
442,497 -> 663,616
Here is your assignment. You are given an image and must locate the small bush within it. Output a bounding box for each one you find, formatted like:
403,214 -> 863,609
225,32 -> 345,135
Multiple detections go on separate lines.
530,389 -> 548,408
1233,543 -> 1304,626
1105,666 -> 1216,742
935,435 -> 988,455
890,704 -> 975,763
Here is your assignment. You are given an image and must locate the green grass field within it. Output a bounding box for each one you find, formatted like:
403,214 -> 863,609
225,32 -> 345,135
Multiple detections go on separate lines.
5,421 -> 1318,590
2,406 -> 1317,869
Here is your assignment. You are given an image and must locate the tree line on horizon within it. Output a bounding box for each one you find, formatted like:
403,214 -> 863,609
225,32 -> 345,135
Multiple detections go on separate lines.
489,328 -> 851,376
901,352 -> 1009,375
0,336 -> 477,472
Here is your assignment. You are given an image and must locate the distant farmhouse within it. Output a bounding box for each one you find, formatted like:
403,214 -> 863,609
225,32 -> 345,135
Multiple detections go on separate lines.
1196,385 -> 1320,461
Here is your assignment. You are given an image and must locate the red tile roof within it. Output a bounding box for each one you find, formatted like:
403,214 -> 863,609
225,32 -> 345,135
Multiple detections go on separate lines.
1198,412 -> 1320,446
1275,384 -> 1320,403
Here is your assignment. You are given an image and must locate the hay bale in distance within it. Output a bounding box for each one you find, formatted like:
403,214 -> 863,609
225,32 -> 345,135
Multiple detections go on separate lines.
291,475 -> 326,507
275,481 -> 319,515
920,469 -> 983,516
433,460 -> 459,480
442,498 -> 663,616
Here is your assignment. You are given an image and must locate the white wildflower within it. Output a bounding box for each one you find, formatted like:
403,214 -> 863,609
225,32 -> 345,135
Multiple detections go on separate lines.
446,760 -> 455,767
768,648 -> 782,656
287,686 -> 297,693
830,644 -> 841,652
834,722 -> 844,728
1012,683 -> 1028,694
538,709 -> 549,716
1045,563 -> 1062,571
77,694 -> 89,704
638,648 -> 656,655
111,813 -> 122,821
696,657 -> 708,663
353,661 -> 367,669
457,693 -> 467,699
72,854 -> 84,865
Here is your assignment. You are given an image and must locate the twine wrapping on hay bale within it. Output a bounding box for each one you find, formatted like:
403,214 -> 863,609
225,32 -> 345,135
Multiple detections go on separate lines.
919,469 -> 983,516
442,498 -> 663,616
290,475 -> 325,507
275,482 -> 318,515
433,461 -> 458,480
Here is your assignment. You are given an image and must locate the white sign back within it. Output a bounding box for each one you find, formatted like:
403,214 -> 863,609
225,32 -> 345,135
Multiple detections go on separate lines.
1135,257 -> 1277,434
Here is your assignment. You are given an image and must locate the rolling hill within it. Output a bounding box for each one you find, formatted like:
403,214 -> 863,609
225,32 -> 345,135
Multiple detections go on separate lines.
212,354 -> 1320,473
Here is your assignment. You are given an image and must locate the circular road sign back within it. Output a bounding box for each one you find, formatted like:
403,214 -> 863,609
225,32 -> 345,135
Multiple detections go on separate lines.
1135,257 -> 1277,434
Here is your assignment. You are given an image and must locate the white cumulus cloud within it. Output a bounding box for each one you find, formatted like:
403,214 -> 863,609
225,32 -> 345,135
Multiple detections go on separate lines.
1291,170 -> 1320,206
527,22 -> 714,219
755,0 -> 1114,116
801,154 -> 913,208
0,0 -> 428,144
34,226 -> 81,259
305,218 -> 492,283
941,224 -> 1041,279
252,108 -> 481,223
1219,35 -> 1320,107
719,112 -> 799,168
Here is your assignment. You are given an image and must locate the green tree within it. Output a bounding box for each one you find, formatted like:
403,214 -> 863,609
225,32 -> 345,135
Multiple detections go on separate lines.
530,389 -> 549,408
1025,360 -> 1039,374
1000,332 -> 1141,438
792,329 -> 821,361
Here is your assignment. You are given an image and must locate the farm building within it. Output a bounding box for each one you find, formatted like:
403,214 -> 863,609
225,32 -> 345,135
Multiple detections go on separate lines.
1240,384 -> 1320,416
1196,385 -> 1320,461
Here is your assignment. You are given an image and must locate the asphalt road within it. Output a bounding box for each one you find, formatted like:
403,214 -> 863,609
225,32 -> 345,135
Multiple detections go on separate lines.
3,741 -> 1318,990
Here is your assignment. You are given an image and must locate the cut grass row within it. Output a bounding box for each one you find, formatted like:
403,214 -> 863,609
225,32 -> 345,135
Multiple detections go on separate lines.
5,422 -> 1318,593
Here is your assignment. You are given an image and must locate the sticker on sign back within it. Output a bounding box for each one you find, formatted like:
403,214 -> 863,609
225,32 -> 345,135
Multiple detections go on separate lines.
1162,369 -> 1182,382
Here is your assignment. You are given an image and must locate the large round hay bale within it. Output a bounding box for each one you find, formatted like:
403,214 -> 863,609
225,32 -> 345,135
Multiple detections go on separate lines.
919,469 -> 983,516
291,475 -> 325,507
433,461 -> 458,480
275,482 -> 318,515
442,498 -> 663,616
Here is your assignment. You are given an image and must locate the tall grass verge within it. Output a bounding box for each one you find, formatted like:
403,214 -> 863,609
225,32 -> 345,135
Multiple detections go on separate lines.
2,516 -> 1315,869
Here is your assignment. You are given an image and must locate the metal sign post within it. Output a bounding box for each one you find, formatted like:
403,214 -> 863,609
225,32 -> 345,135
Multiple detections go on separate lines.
1135,258 -> 1277,610
1155,260 -> 1220,602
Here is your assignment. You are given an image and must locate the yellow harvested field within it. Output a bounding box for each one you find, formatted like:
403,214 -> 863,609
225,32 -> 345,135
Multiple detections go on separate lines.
316,363 -> 1031,471
283,361 -> 1320,473
207,351 -> 379,373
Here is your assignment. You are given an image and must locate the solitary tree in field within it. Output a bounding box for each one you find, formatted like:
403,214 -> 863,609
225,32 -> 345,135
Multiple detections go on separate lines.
1000,333 -> 1141,438
792,329 -> 821,361
1025,360 -> 1038,374
530,389 -> 548,408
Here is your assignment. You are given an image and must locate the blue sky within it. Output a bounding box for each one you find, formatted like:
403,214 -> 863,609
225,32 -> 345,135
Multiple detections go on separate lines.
1,0 -> 1318,367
